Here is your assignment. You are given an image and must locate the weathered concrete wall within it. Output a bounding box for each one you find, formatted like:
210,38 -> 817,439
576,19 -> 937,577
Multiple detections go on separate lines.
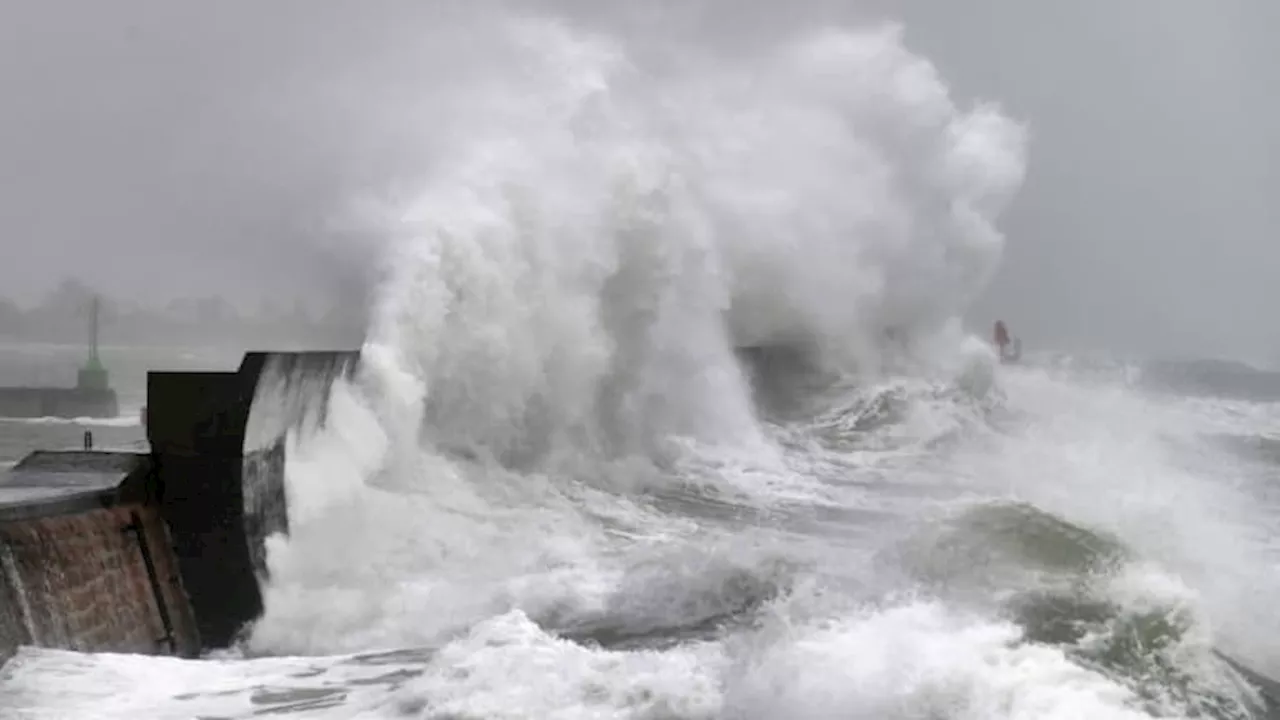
0,504 -> 200,661
147,367 -> 266,650
242,350 -> 359,575
242,441 -> 286,577
146,350 -> 358,647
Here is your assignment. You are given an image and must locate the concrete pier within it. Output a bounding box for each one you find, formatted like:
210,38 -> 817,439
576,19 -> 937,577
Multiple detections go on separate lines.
0,296 -> 119,420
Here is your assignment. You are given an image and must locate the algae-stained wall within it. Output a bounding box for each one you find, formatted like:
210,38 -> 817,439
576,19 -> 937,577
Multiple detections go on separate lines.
0,451 -> 202,663
0,505 -> 199,658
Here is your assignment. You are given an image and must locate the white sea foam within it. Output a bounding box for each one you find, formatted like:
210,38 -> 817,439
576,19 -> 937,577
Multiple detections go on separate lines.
6,6 -> 1277,720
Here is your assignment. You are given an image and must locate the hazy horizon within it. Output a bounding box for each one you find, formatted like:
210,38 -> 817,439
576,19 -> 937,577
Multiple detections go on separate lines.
1,1 -> 1276,364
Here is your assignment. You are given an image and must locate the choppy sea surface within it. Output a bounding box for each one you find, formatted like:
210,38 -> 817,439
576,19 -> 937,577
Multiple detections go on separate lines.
2,345 -> 1279,720
4,12 -> 1280,719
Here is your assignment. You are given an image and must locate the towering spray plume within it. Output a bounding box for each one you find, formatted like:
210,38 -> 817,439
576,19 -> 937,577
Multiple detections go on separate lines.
355,17 -> 1026,469
249,13 -> 1026,653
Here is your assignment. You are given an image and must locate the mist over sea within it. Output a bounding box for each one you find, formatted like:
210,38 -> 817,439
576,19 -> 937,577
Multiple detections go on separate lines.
4,6 -> 1280,720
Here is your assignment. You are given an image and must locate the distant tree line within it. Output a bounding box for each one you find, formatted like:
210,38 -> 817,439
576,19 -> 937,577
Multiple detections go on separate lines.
0,278 -> 366,349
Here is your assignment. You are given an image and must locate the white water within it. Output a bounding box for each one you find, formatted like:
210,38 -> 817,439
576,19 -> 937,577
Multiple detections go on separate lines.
0,415 -> 140,427
248,11 -> 1024,654
5,10 -> 1280,720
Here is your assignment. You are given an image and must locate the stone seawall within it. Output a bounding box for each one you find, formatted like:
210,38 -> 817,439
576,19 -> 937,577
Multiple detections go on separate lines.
0,451 -> 200,664
0,505 -> 199,662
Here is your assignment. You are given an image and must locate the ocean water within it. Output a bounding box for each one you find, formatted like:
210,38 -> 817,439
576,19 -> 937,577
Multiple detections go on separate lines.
4,12 -> 1280,720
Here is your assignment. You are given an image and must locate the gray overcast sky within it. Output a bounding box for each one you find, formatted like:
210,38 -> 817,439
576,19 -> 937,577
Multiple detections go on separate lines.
896,1 -> 1280,364
1,1 -> 1277,362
